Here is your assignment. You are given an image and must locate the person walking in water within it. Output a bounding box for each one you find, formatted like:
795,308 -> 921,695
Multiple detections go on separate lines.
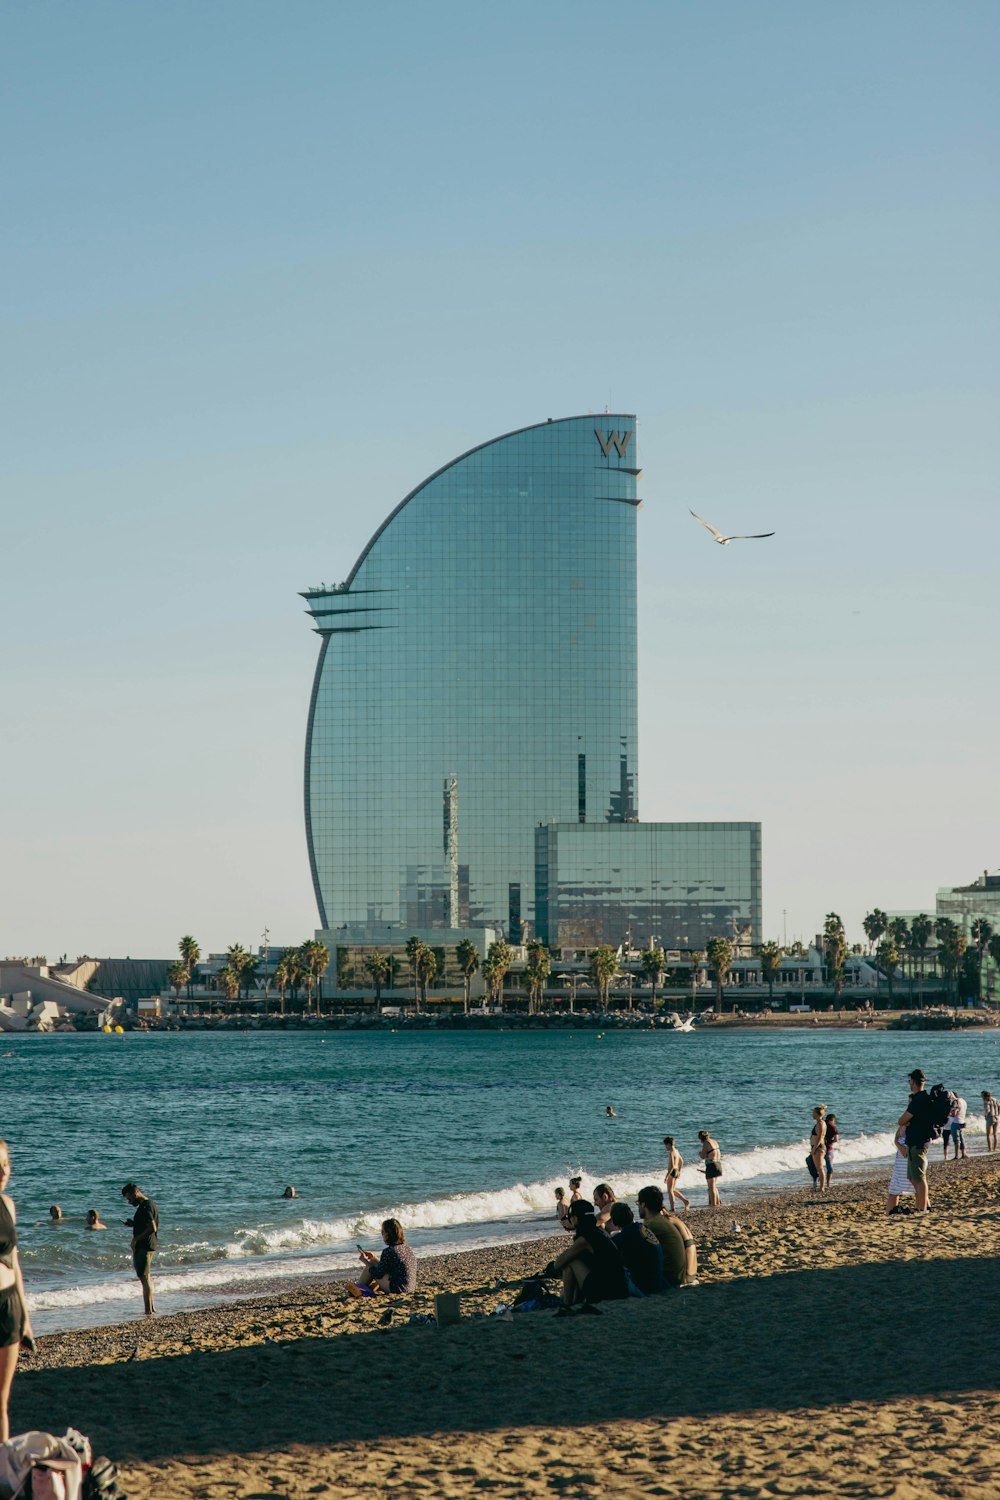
0,1139 -> 35,1442
122,1182 -> 159,1316
982,1091 -> 999,1152
698,1130 -> 723,1207
662,1136 -> 691,1213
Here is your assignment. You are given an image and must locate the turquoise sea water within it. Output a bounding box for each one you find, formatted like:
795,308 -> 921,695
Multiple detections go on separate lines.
2,1027 -> 996,1332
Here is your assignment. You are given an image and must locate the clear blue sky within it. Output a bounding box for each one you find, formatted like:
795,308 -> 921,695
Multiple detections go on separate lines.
3,2 -> 997,958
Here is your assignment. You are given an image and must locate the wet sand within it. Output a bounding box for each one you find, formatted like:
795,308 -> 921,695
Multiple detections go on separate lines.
15,1156 -> 1000,1499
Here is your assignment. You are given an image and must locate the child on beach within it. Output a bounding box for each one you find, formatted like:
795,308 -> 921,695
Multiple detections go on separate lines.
662,1137 -> 691,1213
887,1127 -> 915,1213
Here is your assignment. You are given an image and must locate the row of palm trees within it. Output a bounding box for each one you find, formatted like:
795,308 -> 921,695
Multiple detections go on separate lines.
165,935 -> 331,1014
859,909 -> 997,1003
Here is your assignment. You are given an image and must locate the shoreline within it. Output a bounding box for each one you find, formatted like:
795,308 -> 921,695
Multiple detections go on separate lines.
21,1149 -> 994,1358
15,1156 -> 1000,1498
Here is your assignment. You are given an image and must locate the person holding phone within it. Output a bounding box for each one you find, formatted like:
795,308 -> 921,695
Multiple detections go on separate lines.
0,1138 -> 36,1442
347,1218 -> 416,1297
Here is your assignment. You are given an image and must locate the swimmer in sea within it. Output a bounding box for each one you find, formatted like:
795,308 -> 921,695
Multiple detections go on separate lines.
86,1209 -> 107,1231
606,1105 -> 618,1118
48,1206 -> 63,1226
282,1186 -> 297,1199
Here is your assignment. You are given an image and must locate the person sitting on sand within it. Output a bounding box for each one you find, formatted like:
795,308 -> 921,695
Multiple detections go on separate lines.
663,1136 -> 691,1214
282,1186 -> 297,1199
348,1218 -> 416,1298
568,1176 -> 583,1205
554,1186 -> 571,1229
85,1209 -> 107,1230
542,1199 -> 628,1313
982,1091 -> 999,1153
697,1131 -> 723,1207
608,1202 -> 664,1295
637,1185 -> 696,1287
592,1183 -> 616,1230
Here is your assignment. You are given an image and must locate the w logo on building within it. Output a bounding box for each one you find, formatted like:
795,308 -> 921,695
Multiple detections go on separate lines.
595,428 -> 632,460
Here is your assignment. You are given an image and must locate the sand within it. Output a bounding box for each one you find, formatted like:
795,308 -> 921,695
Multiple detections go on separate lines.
14,1157 -> 1000,1499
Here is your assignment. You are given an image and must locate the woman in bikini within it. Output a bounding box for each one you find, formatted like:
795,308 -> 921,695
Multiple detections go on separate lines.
698,1130 -> 723,1208
662,1136 -> 691,1213
0,1139 -> 35,1442
809,1105 -> 828,1193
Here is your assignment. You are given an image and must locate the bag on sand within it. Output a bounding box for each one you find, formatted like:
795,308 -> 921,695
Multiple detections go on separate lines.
0,1433 -> 86,1500
927,1084 -> 958,1140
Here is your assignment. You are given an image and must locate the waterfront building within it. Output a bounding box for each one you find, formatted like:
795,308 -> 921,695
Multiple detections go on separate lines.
302,415 -> 762,980
936,870 -> 1000,933
534,821 -> 761,952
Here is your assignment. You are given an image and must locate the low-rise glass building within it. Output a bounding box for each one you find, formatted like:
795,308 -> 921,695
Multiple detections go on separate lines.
535,821 -> 762,953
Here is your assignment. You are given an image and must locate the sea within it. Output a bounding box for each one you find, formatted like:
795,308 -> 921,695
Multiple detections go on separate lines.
2,1026 -> 995,1333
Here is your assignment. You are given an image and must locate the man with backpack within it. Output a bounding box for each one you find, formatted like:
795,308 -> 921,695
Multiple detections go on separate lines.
898,1070 -> 935,1215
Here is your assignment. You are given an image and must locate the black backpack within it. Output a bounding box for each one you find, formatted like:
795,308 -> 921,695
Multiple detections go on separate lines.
926,1083 -> 958,1139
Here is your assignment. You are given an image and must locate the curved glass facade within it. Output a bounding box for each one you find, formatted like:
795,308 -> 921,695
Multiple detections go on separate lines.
304,415 -> 640,939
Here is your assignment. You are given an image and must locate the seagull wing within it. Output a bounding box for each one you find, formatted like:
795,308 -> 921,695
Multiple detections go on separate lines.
727,532 -> 775,541
689,509 -> 725,541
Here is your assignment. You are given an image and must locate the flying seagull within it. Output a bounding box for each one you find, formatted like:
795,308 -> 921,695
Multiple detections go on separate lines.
689,509 -> 775,545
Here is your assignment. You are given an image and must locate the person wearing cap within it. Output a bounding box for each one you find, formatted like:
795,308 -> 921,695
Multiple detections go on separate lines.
121,1183 -> 159,1316
541,1198 -> 628,1312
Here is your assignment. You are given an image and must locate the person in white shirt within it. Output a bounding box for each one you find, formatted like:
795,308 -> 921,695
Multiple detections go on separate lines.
942,1095 -> 968,1161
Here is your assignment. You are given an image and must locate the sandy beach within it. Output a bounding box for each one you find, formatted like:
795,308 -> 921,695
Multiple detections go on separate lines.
14,1156 -> 1000,1499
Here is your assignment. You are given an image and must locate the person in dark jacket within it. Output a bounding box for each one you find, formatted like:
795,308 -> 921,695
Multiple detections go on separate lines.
608,1201 -> 665,1294
542,1199 -> 628,1313
121,1182 -> 159,1316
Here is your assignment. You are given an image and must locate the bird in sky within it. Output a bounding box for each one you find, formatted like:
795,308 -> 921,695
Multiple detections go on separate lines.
689,509 -> 775,545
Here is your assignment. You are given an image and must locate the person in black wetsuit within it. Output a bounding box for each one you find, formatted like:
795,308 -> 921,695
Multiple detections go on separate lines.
542,1199 -> 628,1313
122,1182 -> 159,1316
0,1138 -> 35,1442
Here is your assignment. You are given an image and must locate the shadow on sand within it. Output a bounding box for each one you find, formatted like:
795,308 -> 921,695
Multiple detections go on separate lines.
17,1252 -> 998,1462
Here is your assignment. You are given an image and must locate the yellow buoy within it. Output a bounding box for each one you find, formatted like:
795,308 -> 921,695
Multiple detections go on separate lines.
114,1025 -> 124,1034
102,1025 -> 112,1033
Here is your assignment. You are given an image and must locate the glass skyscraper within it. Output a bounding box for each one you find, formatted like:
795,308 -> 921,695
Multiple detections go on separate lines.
304,415 -> 640,942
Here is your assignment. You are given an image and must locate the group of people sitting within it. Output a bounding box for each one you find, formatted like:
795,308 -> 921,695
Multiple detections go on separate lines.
543,1183 -> 698,1313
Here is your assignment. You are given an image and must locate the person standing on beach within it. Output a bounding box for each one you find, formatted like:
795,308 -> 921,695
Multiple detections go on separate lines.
698,1131 -> 723,1207
942,1095 -> 967,1161
898,1070 -> 933,1215
122,1182 -> 159,1316
809,1106 -> 828,1192
982,1091 -> 999,1152
0,1139 -> 36,1442
663,1137 -> 691,1214
824,1114 -> 838,1183
886,1126 -> 914,1214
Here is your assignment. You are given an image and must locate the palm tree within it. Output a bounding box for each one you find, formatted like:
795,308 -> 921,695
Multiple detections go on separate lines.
970,918 -> 993,1004
405,936 -> 425,1011
166,961 -> 188,1005
862,910 -> 887,956
179,935 -> 200,999
273,955 -> 292,1015
240,954 -> 260,1003
935,919 -> 967,1002
759,941 -> 783,1004
589,945 -> 618,1010
987,934 -> 1000,1004
705,936 -> 733,1013
455,939 -> 479,1015
887,918 -> 909,994
525,941 -> 551,1014
364,952 -> 391,1010
640,947 -> 665,1006
416,944 -> 438,1006
217,965 -> 241,1006
298,940 -> 330,1014
483,940 -> 514,1010
877,936 -> 900,1002
823,914 -> 848,1003
689,950 -> 705,1008
909,914 -> 933,1006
